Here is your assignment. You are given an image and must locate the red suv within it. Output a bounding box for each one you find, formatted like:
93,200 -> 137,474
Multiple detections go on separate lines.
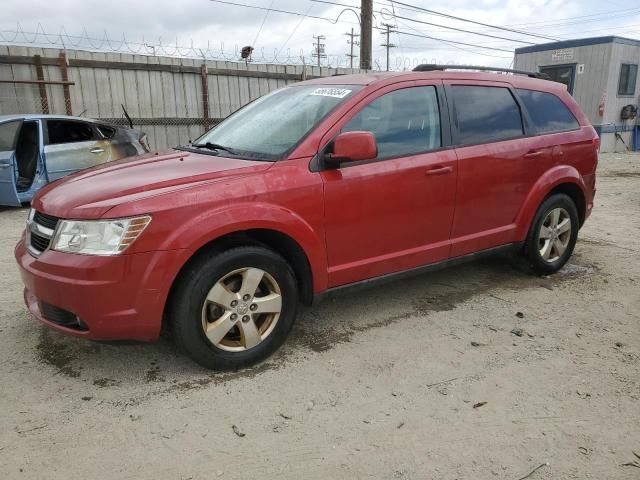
15,66 -> 598,369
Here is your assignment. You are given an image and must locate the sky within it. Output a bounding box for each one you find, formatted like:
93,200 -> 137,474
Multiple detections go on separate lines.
1,0 -> 639,70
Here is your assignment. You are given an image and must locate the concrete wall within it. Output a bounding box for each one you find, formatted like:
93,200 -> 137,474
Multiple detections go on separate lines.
0,45 -> 364,150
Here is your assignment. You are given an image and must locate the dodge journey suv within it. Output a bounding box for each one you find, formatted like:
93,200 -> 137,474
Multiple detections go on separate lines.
15,66 -> 598,369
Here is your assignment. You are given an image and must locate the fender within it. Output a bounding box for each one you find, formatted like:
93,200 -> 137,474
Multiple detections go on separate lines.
514,165 -> 587,239
150,201 -> 328,293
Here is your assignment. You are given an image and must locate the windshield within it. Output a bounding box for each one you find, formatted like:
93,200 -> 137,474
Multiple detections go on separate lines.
193,85 -> 361,160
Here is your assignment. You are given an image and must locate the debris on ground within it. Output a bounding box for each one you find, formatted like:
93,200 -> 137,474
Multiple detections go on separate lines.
621,451 -> 640,468
279,413 -> 292,420
515,312 -> 524,318
472,401 -> 487,409
231,425 -> 245,438
615,342 -> 623,348
470,341 -> 485,347
515,462 -> 549,480
578,446 -> 590,455
426,377 -> 458,388
511,328 -> 524,337
397,422 -> 405,429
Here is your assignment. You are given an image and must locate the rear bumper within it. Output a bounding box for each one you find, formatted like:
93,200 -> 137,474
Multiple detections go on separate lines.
15,240 -> 189,341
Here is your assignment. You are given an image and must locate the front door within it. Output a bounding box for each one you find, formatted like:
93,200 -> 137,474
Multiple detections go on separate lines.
0,120 -> 23,206
321,83 -> 457,287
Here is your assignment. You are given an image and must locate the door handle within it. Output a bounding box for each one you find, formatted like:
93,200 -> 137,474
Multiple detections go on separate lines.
524,150 -> 543,159
425,165 -> 453,176
90,148 -> 105,154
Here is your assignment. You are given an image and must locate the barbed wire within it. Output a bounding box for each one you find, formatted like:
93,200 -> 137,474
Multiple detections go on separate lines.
0,23 -> 463,70
0,23 -> 358,67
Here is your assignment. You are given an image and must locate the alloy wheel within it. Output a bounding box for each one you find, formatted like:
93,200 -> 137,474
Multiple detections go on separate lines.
201,267 -> 282,352
538,207 -> 572,263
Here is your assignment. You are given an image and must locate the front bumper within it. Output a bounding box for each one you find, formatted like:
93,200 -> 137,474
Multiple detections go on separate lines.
15,239 -> 190,341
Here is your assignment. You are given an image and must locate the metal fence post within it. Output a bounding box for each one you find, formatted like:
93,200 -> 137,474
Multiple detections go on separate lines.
33,55 -> 49,114
200,63 -> 210,131
58,51 -> 72,115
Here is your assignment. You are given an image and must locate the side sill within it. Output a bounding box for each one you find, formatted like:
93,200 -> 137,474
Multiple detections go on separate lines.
312,242 -> 524,305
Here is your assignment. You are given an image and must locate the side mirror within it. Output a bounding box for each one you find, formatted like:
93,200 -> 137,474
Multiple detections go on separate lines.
327,131 -> 377,164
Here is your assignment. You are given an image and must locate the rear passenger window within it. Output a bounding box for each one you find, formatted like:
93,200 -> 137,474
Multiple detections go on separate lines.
451,86 -> 524,145
47,120 -> 97,145
343,86 -> 441,160
517,89 -> 579,134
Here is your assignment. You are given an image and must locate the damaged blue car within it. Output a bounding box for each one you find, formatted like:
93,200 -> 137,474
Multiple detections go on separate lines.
0,114 -> 148,206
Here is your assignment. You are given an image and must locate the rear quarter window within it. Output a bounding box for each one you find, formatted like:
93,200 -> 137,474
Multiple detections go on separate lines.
516,89 -> 580,134
96,125 -> 116,139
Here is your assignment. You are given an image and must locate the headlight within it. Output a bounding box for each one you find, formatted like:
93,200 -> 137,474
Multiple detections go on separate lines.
51,216 -> 151,256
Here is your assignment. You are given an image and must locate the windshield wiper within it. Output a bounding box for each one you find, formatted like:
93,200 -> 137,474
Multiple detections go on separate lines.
191,142 -> 237,155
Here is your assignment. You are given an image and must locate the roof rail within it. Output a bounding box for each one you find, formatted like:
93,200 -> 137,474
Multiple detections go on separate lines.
412,64 -> 552,80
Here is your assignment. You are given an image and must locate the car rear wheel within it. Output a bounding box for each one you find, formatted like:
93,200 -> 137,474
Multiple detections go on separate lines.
170,246 -> 298,370
524,193 -> 579,275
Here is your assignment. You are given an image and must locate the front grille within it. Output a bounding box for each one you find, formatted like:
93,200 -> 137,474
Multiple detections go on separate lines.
30,232 -> 51,252
28,210 -> 60,256
39,302 -> 88,331
33,211 -> 59,230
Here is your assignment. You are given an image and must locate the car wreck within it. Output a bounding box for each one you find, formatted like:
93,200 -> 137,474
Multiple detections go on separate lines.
0,115 -> 148,206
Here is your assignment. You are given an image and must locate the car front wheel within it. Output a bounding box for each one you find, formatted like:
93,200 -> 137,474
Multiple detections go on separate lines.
170,246 -> 298,370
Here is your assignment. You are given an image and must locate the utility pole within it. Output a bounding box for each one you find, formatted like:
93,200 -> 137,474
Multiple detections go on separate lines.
360,0 -> 372,70
312,35 -> 327,68
345,28 -> 360,69
380,23 -> 397,71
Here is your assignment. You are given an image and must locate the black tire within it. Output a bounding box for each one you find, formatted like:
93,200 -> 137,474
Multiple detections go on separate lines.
524,193 -> 579,275
169,246 -> 298,370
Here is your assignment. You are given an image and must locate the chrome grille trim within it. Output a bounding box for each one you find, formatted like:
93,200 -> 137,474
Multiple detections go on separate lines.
26,210 -> 59,257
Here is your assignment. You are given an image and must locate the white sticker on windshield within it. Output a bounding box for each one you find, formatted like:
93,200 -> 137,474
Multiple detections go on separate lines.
310,87 -> 352,98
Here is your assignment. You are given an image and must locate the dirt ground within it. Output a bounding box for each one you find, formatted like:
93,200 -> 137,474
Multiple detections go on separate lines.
0,153 -> 638,480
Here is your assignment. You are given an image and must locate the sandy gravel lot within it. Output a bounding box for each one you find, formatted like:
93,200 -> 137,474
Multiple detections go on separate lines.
0,153 -> 638,480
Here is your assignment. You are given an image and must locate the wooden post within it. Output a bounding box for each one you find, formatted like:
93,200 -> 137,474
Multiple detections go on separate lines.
33,55 -> 49,114
58,51 -> 72,115
200,63 -> 210,131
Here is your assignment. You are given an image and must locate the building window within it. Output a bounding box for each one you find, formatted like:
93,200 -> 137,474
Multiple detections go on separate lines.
618,64 -> 638,96
539,65 -> 575,94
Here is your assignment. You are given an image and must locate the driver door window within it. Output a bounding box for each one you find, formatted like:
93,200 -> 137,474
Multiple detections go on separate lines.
342,86 -> 441,160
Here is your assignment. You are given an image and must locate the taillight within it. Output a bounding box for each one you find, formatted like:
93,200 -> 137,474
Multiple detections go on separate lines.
592,135 -> 600,150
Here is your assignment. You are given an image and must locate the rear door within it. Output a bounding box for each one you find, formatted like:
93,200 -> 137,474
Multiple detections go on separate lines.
445,81 -> 549,257
0,120 -> 23,206
44,119 -> 110,181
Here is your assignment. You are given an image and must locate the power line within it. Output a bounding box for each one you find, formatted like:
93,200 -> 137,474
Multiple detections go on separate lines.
252,0 -> 276,47
380,10 -> 536,45
389,0 -> 559,41
208,0 -> 358,25
276,2 -> 315,58
393,29 -> 514,53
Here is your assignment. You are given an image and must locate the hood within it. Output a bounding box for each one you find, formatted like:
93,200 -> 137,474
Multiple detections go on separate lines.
33,149 -> 272,219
